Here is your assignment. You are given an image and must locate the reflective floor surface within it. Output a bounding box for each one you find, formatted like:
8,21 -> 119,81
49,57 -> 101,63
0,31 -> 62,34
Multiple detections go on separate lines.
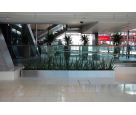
0,73 -> 136,102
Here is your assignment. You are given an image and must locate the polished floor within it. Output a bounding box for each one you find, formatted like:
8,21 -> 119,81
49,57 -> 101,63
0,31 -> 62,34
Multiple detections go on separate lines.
0,72 -> 136,102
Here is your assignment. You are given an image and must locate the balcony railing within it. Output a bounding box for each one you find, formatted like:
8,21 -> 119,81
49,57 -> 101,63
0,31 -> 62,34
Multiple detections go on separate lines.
9,45 -> 136,66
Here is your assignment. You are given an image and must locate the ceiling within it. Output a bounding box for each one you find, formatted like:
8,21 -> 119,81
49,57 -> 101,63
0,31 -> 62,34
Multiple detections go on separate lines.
0,12 -> 136,33
31,24 -> 51,30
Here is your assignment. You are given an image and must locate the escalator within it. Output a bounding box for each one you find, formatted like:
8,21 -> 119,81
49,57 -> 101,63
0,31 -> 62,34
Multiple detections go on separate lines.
38,24 -> 67,45
37,24 -> 81,45
0,24 -> 40,65
37,24 -> 58,39
25,24 -> 40,56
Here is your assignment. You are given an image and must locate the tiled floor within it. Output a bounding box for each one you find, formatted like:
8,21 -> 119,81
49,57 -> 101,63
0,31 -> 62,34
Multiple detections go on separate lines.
0,73 -> 136,102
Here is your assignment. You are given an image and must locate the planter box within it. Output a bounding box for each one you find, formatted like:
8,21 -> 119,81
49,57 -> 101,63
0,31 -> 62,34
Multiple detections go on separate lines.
0,67 -> 23,80
22,70 -> 115,84
115,66 -> 136,83
0,69 -> 21,80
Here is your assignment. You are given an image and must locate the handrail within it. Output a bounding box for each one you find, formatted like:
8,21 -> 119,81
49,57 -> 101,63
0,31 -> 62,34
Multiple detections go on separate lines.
7,44 -> 136,49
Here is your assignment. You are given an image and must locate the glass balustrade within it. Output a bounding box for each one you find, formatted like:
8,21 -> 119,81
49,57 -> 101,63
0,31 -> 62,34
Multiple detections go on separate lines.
9,45 -> 136,69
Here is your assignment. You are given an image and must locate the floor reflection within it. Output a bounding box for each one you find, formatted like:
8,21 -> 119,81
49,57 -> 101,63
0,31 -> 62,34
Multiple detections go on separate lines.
119,84 -> 136,95
0,74 -> 136,101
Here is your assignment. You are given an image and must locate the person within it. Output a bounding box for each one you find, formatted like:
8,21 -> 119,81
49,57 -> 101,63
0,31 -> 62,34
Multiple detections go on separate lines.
126,44 -> 131,59
64,45 -> 70,67
58,39 -> 63,46
47,43 -> 54,63
55,39 -> 63,56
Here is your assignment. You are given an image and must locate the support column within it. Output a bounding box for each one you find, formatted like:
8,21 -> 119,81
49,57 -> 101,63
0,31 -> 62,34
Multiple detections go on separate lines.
127,30 -> 129,45
94,32 -> 98,45
92,32 -> 99,60
35,24 -> 37,45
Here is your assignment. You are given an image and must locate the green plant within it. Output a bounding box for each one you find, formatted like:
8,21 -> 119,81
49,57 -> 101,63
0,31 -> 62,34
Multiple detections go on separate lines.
63,35 -> 72,46
81,35 -> 89,46
63,36 -> 72,49
46,32 -> 55,45
111,33 -> 123,57
111,33 -> 122,46
81,35 -> 89,60
24,55 -> 114,70
63,35 -> 72,66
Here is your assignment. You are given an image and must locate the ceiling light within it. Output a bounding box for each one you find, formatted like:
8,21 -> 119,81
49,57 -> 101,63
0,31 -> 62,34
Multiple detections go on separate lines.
80,21 -> 84,24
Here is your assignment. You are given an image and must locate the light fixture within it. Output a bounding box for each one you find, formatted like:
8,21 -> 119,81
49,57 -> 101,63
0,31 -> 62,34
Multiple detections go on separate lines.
80,21 -> 83,24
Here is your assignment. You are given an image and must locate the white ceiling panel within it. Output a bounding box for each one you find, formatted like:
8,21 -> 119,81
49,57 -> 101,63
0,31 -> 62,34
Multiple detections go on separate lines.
1,12 -> 136,33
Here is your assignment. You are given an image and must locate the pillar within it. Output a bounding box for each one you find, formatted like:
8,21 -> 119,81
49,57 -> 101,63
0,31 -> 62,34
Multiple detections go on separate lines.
94,32 -> 98,45
35,24 -> 37,45
127,30 -> 129,45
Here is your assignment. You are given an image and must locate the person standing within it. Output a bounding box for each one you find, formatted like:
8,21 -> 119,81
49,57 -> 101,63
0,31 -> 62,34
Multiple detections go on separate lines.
126,44 -> 131,59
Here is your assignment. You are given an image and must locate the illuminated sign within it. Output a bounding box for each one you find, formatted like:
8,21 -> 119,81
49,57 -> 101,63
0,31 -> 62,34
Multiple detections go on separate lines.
98,36 -> 111,41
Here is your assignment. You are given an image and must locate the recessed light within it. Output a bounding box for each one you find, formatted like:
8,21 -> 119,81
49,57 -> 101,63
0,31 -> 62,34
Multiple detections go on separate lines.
80,21 -> 84,24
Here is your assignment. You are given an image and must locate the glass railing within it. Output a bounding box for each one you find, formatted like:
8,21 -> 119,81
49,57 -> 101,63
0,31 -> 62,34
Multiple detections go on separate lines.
40,45 -> 136,59
9,45 -> 136,69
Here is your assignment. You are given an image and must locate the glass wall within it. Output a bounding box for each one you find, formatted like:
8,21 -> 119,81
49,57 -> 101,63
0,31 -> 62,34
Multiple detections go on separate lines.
56,32 -> 93,45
